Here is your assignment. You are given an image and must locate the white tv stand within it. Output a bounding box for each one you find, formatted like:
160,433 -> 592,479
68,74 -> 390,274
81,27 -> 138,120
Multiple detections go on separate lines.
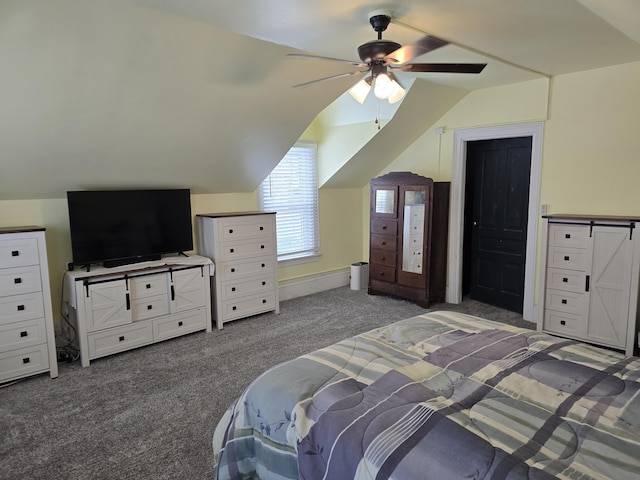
63,255 -> 213,367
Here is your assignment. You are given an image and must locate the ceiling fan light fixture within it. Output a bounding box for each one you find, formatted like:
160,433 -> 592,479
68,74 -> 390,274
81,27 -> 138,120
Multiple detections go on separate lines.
348,78 -> 372,104
387,80 -> 406,104
373,73 -> 394,99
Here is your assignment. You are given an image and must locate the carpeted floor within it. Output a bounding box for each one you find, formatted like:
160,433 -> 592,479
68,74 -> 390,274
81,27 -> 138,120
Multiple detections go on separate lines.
0,287 -> 533,480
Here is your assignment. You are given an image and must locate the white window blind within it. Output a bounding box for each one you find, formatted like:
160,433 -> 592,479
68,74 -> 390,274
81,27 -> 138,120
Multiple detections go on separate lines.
258,142 -> 320,261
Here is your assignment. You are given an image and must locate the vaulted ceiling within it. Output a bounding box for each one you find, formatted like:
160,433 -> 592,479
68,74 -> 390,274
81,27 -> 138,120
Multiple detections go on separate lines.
2,0 -> 640,200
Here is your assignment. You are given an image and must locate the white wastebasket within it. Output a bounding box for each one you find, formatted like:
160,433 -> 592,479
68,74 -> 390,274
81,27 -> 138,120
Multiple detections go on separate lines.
350,262 -> 369,290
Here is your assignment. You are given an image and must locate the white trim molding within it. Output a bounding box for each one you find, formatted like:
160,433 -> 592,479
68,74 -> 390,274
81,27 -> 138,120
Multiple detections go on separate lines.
447,122 -> 544,322
279,268 -> 350,301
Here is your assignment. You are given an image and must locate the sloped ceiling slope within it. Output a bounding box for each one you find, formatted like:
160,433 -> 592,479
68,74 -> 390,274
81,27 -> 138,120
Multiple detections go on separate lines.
0,0 -> 354,200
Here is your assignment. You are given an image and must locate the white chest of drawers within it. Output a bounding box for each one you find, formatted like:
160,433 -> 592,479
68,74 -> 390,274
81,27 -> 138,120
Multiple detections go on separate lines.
0,227 -> 58,382
63,255 -> 212,367
197,212 -> 279,329
539,215 -> 640,356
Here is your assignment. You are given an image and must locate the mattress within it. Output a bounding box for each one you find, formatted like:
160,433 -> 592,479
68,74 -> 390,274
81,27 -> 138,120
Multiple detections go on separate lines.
212,311 -> 640,479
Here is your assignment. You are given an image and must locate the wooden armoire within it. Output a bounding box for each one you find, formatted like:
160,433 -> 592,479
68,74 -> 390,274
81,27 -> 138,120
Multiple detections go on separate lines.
368,172 -> 450,307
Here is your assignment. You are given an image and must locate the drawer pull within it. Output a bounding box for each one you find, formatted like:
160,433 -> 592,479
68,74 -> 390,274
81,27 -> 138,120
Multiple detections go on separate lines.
560,320 -> 566,326
565,234 -> 571,239
379,271 -> 385,276
381,225 -> 387,230
562,277 -> 568,283
22,357 -> 30,364
146,283 -> 151,289
260,226 -> 264,231
231,268 -> 235,273
262,281 -> 266,286
585,275 -> 590,292
20,331 -> 28,337
261,263 -> 265,268
261,245 -> 265,249
381,241 -> 386,246
262,299 -> 267,304
147,305 -> 153,310
231,287 -> 236,292
17,305 -> 25,311
119,336 -> 125,342
14,277 -> 22,284
564,256 -> 570,261
232,306 -> 237,311
230,248 -> 234,253
178,321 -> 183,327
229,229 -> 233,234
561,299 -> 567,304
11,250 -> 19,257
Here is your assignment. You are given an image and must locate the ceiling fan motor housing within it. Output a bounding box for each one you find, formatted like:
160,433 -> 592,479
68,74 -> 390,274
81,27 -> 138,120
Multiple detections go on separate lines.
358,40 -> 402,63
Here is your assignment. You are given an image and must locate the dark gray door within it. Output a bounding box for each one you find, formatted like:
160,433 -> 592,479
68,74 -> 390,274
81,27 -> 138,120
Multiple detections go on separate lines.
464,137 -> 532,313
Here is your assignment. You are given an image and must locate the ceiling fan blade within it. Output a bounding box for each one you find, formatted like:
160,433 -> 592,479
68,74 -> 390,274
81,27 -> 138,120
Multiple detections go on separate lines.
384,35 -> 448,64
397,63 -> 487,74
292,70 -> 368,88
287,53 -> 367,68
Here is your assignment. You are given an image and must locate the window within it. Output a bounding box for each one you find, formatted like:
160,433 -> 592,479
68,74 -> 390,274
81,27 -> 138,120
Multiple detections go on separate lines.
258,141 -> 320,263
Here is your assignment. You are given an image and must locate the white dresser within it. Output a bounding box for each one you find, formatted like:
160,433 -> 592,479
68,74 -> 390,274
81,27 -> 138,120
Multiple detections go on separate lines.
63,255 -> 212,367
0,227 -> 58,382
539,215 -> 640,356
197,212 -> 279,329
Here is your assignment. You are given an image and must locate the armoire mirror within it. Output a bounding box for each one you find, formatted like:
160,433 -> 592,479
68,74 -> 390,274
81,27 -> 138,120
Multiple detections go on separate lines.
402,190 -> 426,273
375,189 -> 395,214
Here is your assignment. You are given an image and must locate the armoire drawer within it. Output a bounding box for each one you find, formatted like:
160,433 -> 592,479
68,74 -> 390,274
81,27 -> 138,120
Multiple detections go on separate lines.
543,310 -> 585,338
546,268 -> 587,293
0,344 -> 49,383
370,234 -> 397,252
370,264 -> 396,283
221,293 -> 276,322
0,237 -> 40,269
545,289 -> 587,316
548,225 -> 589,249
370,249 -> 396,268
88,322 -> 153,359
0,265 -> 42,298
371,219 -> 398,236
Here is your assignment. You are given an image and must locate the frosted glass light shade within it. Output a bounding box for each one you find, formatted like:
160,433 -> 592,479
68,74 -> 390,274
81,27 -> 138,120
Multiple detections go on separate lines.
387,80 -> 406,104
373,73 -> 394,99
348,79 -> 371,104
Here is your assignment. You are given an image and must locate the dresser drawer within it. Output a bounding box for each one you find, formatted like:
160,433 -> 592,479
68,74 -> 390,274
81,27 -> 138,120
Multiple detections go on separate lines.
545,289 -> 587,316
88,322 -> 153,360
0,292 -> 44,326
130,273 -> 168,299
0,237 -> 40,268
0,318 -> 47,351
548,224 -> 589,249
370,249 -> 396,268
547,246 -> 588,271
370,264 -> 396,283
219,216 -> 274,242
153,308 -> 206,341
546,268 -> 587,293
218,257 -> 275,280
131,294 -> 169,321
0,344 -> 49,383
371,219 -> 398,236
222,275 -> 276,300
543,310 -> 585,338
371,234 -> 397,252
221,293 -> 276,322
0,265 -> 42,298
218,238 -> 275,261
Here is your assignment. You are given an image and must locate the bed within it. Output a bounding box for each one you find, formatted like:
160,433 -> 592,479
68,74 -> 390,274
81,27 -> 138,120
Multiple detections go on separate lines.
212,311 -> 640,479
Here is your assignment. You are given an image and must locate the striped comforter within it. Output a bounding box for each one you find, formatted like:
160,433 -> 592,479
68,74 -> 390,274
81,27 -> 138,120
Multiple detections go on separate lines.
212,311 -> 640,479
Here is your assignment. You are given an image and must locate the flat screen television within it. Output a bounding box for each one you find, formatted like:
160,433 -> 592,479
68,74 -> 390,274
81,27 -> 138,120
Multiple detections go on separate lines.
67,189 -> 193,268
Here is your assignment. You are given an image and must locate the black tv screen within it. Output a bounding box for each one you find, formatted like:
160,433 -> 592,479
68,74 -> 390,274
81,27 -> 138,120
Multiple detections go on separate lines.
67,189 -> 193,268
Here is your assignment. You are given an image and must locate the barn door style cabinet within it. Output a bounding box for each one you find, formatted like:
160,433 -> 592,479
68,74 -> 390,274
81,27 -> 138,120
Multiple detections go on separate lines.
539,214 -> 640,356
368,172 -> 450,307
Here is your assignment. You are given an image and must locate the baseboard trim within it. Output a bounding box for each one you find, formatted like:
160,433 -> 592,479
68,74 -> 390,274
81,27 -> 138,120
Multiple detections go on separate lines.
279,268 -> 351,301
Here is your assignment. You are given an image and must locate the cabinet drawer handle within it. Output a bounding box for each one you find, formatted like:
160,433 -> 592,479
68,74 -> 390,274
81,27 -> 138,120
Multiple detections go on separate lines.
230,248 -> 234,253
564,256 -> 570,261
261,245 -> 265,249
561,299 -> 567,304
231,268 -> 235,273
14,277 -> 22,284
17,305 -> 25,311
231,287 -> 236,292
262,299 -> 267,304
20,331 -> 28,338
178,321 -> 183,327
262,281 -> 266,286
11,250 -> 19,257
146,283 -> 151,289
381,225 -> 387,230
565,234 -> 571,239
562,277 -> 568,283
261,263 -> 265,268
560,320 -> 566,326
260,226 -> 264,231
379,271 -> 385,276
232,306 -> 237,311
119,336 -> 125,342
147,305 -> 153,310
22,357 -> 30,364
228,229 -> 233,234
381,241 -> 386,246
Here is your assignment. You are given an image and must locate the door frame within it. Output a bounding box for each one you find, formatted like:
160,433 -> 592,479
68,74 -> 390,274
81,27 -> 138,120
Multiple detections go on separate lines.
447,122 -> 544,322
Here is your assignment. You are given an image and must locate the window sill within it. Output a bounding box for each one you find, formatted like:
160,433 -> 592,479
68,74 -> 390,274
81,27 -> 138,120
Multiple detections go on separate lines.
277,252 -> 322,267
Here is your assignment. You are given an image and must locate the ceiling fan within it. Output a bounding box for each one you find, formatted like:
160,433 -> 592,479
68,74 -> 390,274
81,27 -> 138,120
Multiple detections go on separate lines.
288,11 -> 487,104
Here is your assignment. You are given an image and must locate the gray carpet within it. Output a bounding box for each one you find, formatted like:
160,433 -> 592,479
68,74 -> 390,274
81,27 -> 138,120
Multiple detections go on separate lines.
0,287 -> 533,480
